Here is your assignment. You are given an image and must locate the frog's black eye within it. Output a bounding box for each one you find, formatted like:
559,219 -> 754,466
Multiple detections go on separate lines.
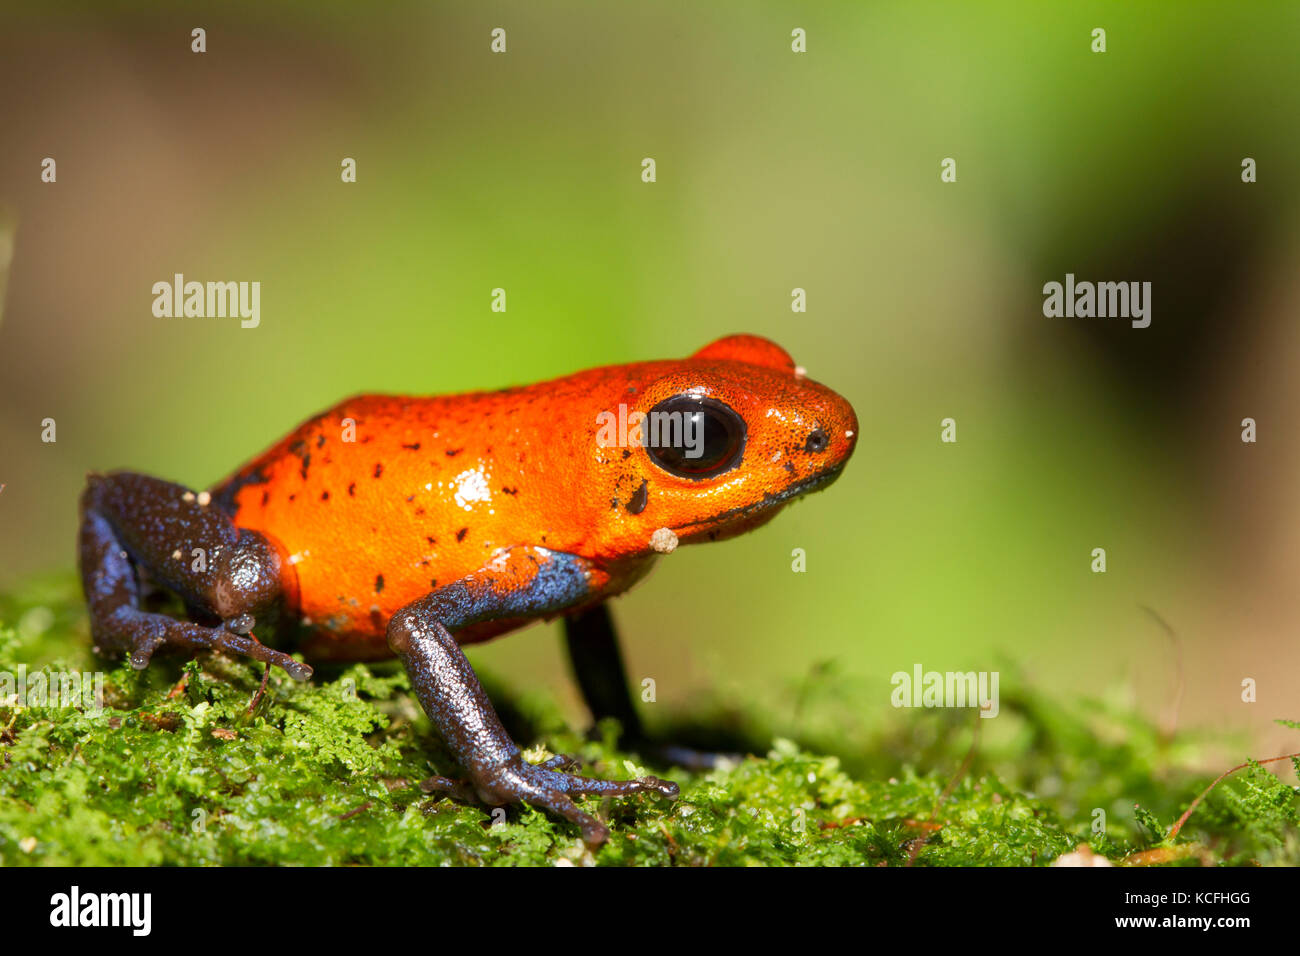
644,396 -> 746,479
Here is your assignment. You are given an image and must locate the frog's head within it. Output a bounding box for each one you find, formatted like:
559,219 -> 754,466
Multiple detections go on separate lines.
590,334 -> 858,555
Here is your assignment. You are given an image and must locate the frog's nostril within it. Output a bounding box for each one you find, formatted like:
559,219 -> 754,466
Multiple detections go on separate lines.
804,429 -> 829,454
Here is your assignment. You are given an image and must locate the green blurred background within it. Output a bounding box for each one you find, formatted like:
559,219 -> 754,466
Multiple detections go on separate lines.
2,1 -> 1298,753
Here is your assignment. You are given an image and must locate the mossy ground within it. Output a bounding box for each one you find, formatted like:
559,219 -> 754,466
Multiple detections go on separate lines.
1,575 -> 1297,866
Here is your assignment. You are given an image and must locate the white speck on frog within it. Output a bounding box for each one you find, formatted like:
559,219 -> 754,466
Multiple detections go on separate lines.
453,468 -> 491,511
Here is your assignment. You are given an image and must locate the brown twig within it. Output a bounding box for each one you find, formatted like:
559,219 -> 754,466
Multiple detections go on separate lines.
245,663 -> 271,716
339,802 -> 372,821
1166,750 -> 1300,842
1123,844 -> 1207,866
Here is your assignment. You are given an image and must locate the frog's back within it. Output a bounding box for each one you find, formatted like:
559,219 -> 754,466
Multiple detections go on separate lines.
210,384 -> 595,656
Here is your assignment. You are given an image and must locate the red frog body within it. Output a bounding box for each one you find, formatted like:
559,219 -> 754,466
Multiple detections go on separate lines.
79,334 -> 858,843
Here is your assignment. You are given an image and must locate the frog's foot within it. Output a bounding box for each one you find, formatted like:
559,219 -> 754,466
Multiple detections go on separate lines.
419,754 -> 580,800
421,754 -> 677,844
138,614 -> 309,680
99,602 -> 310,680
420,752 -> 584,782
79,478 -> 310,680
470,756 -> 679,845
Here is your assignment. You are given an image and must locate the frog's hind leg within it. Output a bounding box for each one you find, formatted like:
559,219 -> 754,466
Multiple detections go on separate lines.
78,471 -> 310,679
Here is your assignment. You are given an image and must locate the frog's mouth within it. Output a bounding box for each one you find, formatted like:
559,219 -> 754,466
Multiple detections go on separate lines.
673,464 -> 845,540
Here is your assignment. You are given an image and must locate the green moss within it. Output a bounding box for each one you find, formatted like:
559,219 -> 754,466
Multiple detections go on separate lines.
1,575 -> 1296,866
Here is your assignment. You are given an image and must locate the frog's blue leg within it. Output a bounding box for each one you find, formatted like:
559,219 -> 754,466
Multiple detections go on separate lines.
78,472 -> 309,679
564,603 -> 741,771
387,546 -> 678,845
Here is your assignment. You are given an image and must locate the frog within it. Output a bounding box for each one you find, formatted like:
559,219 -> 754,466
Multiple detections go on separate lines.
78,333 -> 858,844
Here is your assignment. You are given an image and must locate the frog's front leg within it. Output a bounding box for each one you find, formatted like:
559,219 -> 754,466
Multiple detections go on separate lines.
78,472 -> 310,679
386,547 -> 679,845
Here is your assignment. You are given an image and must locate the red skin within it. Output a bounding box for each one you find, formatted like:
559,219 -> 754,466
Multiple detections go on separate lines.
212,335 -> 858,661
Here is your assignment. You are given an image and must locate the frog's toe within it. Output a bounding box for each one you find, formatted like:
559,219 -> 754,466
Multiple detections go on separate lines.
473,756 -> 677,846
125,633 -> 164,670
225,613 -> 256,635
202,622 -> 313,679
550,769 -> 679,800
419,774 -> 478,803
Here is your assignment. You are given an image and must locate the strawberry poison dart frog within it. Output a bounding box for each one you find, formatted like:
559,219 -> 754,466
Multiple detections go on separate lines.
78,334 -> 858,843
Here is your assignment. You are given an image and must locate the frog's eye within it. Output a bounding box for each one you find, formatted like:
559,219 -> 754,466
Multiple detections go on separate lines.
644,396 -> 746,479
